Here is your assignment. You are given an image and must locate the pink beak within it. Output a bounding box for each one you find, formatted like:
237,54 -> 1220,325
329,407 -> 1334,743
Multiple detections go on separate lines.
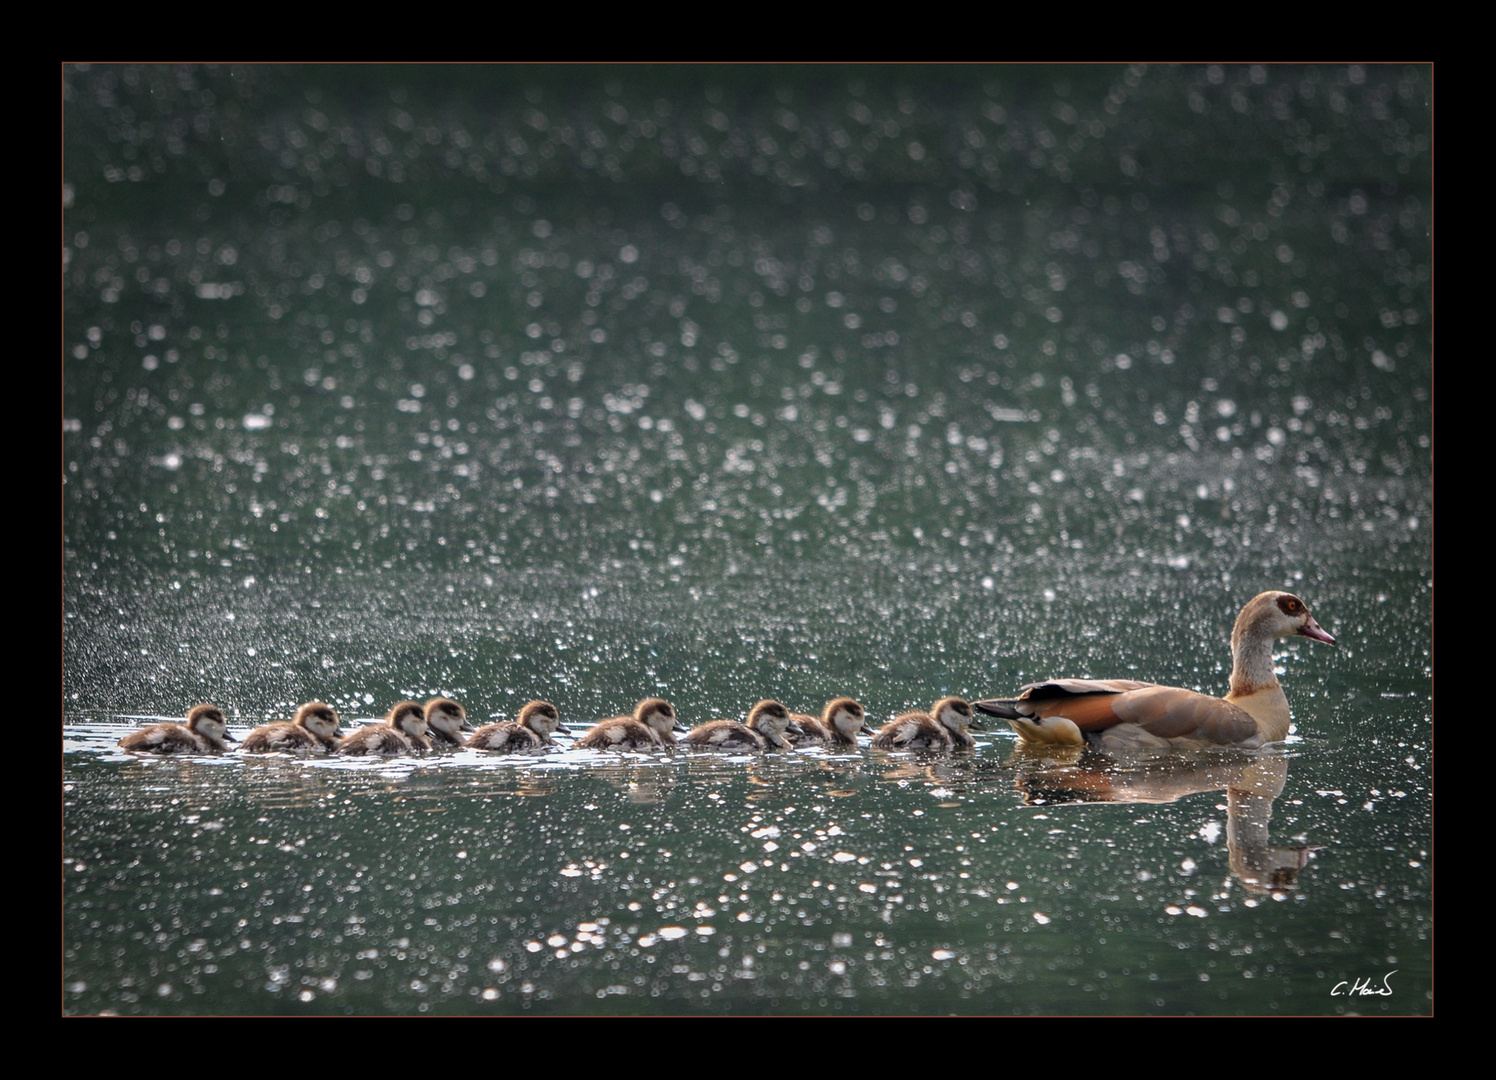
1299,617 -> 1336,646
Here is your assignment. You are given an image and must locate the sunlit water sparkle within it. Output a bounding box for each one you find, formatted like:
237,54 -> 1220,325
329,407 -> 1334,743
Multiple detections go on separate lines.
65,64 -> 1430,1015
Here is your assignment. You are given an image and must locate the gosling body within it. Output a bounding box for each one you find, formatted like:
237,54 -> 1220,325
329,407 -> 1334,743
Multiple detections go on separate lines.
576,698 -> 682,750
790,697 -> 871,747
338,701 -> 431,755
119,704 -> 234,755
241,701 -> 341,753
872,697 -> 976,750
468,700 -> 567,752
685,700 -> 794,751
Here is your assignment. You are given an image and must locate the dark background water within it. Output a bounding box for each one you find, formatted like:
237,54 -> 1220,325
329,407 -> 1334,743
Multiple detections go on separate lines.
63,63 -> 1431,1015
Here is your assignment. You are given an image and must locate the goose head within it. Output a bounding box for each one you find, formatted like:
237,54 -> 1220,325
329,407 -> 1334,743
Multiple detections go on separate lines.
1234,591 -> 1336,649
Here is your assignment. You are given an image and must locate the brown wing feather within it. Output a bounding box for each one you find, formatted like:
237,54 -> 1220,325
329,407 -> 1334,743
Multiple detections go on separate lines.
1017,680 -> 1258,744
1020,678 -> 1155,699
1017,680 -> 1154,731
1113,687 -> 1259,743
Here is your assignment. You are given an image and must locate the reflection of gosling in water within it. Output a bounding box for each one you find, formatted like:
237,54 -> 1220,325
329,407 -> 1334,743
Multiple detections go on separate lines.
424,697 -> 474,747
789,697 -> 872,747
684,700 -> 794,750
241,702 -> 341,753
119,703 -> 235,754
467,700 -> 567,752
575,698 -> 682,750
338,701 -> 431,755
871,697 -> 976,750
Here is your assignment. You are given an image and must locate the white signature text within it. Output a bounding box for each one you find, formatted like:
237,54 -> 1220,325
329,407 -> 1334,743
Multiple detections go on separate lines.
1331,971 -> 1396,997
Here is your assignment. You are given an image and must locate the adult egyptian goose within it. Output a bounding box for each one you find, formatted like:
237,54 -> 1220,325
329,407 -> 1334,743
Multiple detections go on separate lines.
467,700 -> 567,751
973,591 -> 1335,750
338,701 -> 432,755
871,697 -> 976,750
119,703 -> 236,754
424,697 -> 474,747
241,701 -> 341,753
575,698 -> 683,751
789,698 -> 872,747
685,700 -> 794,751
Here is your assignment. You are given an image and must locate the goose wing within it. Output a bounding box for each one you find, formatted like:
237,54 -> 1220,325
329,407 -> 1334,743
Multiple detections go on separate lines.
977,679 -> 1260,745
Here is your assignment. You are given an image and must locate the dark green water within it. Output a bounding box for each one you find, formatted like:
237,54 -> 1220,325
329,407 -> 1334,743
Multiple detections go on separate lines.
63,64 -> 1431,1015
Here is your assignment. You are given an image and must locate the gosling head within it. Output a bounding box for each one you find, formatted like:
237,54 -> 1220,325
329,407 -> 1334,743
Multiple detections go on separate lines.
294,701 -> 341,742
518,700 -> 566,738
387,701 -> 429,739
424,697 -> 472,742
636,698 -> 682,736
187,703 -> 234,746
825,697 -> 871,740
932,697 -> 974,734
746,699 -> 794,748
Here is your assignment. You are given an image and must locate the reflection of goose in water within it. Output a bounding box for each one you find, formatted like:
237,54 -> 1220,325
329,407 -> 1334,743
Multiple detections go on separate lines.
241,702 -> 341,753
338,701 -> 431,755
789,697 -> 872,747
684,700 -> 794,750
1010,746 -> 1319,894
575,698 -> 683,750
424,697 -> 474,747
975,592 -> 1335,750
119,704 -> 236,754
467,700 -> 567,752
871,697 -> 975,750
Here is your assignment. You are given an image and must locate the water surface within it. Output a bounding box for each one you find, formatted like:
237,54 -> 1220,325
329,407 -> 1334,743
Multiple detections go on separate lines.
63,63 -> 1432,1015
